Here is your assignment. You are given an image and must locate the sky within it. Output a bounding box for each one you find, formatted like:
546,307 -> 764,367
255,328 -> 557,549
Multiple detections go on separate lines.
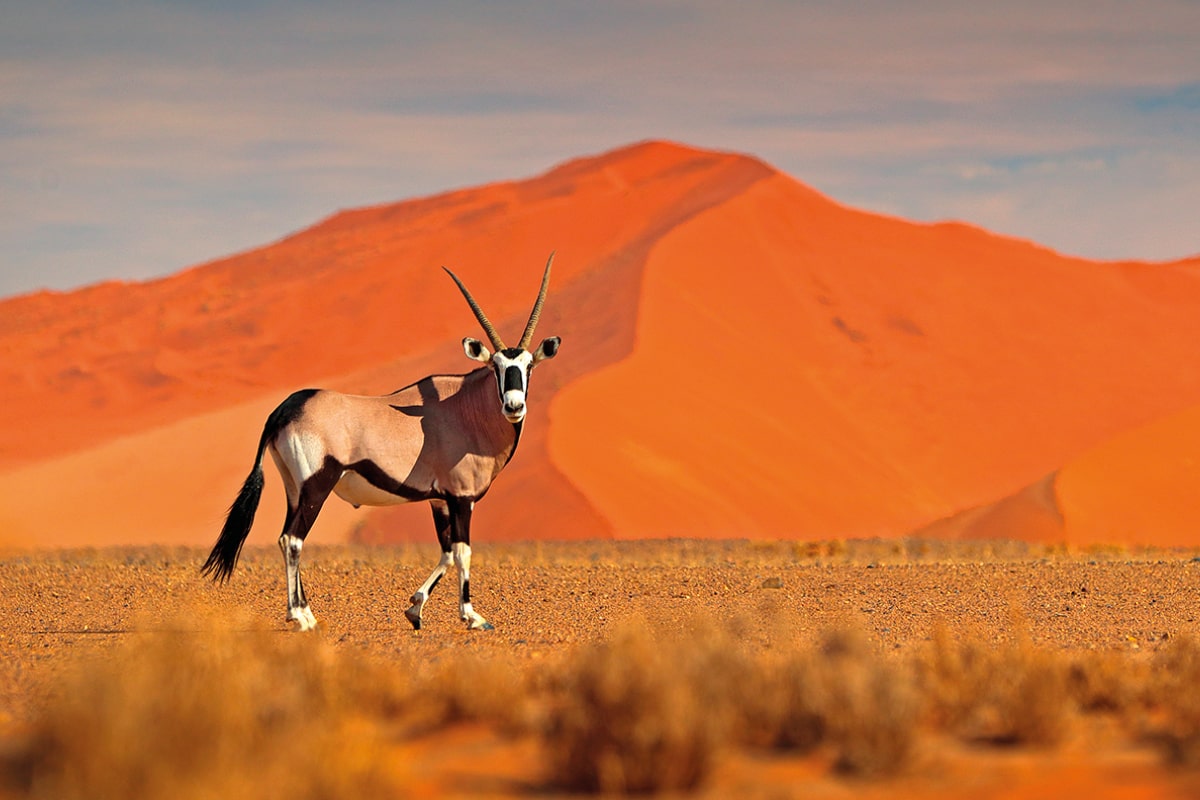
2,1 -> 1198,298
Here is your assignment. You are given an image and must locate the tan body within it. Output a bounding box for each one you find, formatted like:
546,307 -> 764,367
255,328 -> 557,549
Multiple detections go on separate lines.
275,370 -> 520,510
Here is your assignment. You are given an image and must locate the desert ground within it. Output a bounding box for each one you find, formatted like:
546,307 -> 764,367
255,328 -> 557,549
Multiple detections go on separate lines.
3,538 -> 1200,798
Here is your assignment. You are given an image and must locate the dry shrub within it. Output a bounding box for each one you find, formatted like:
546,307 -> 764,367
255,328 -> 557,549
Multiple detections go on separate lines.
1143,635 -> 1200,767
1066,650 -> 1145,715
744,627 -> 918,777
9,619 -> 414,800
558,623 -> 922,783
917,628 -> 1069,747
815,629 -> 919,776
542,623 -> 727,794
411,651 -> 532,734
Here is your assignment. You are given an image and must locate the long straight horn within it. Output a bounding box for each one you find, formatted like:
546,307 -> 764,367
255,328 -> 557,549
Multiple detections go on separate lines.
444,267 -> 506,351
518,251 -> 554,350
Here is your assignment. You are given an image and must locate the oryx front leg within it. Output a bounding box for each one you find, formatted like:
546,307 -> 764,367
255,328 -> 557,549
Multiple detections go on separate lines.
447,497 -> 491,630
453,541 -> 492,631
405,500 -> 454,631
279,533 -> 317,631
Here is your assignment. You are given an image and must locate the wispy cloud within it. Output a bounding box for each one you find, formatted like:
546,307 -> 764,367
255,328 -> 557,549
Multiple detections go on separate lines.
1,1 -> 1198,296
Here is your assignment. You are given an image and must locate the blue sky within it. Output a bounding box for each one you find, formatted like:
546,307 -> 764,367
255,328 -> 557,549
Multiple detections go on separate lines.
2,1 -> 1198,298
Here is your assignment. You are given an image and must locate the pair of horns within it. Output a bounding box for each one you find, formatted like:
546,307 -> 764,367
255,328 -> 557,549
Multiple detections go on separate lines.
443,252 -> 553,352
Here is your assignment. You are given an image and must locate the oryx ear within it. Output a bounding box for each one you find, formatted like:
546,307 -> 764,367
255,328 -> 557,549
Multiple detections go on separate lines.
533,336 -> 560,363
463,337 -> 491,362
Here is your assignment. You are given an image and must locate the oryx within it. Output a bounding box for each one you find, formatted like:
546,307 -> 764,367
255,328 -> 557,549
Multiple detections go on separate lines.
201,254 -> 560,631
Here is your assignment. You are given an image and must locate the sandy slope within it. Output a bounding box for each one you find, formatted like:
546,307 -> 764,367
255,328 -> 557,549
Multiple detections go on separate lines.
0,396 -> 362,548
549,170 -> 1200,542
918,403 -> 1200,546
2,140 -> 1200,549
1057,402 -> 1200,546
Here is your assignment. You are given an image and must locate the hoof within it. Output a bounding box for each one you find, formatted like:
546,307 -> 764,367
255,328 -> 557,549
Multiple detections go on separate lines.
468,620 -> 495,632
404,606 -> 422,630
288,606 -> 318,632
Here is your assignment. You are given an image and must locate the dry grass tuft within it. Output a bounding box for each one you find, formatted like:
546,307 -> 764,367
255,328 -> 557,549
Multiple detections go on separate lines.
542,622 -> 727,794
9,599 -> 1200,798
411,650 -> 533,734
743,627 -> 919,777
1142,636 -> 1200,767
814,629 -> 919,776
541,621 -> 920,789
1066,649 -> 1146,715
7,618 -> 415,800
916,627 -> 1070,747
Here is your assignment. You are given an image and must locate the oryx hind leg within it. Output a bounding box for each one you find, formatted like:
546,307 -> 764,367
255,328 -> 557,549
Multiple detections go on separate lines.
405,500 -> 453,630
279,530 -> 316,631
277,456 -> 342,632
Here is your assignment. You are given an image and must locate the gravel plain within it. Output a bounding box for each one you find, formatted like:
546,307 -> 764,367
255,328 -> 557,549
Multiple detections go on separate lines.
3,538 -> 1200,797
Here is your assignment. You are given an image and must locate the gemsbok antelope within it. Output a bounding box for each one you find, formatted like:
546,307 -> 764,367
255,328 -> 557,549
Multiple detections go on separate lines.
201,255 -> 560,631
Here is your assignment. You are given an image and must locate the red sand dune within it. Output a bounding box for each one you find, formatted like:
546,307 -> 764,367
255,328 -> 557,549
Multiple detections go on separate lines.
1056,402 -> 1200,546
922,404 -> 1200,547
549,171 -> 1200,542
1,140 -> 1199,549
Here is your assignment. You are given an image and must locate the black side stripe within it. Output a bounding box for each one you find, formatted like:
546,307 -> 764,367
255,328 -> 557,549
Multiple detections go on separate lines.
345,459 -> 434,502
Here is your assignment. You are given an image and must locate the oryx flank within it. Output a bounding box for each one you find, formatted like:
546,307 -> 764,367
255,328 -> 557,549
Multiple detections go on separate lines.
201,254 -> 560,631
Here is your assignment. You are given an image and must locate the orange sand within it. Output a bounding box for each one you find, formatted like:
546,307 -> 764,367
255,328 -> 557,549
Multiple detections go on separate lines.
548,170 -> 1200,542
2,140 -> 1199,548
1057,402 -> 1200,546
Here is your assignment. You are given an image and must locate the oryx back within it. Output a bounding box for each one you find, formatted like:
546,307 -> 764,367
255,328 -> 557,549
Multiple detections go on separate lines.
268,370 -> 518,510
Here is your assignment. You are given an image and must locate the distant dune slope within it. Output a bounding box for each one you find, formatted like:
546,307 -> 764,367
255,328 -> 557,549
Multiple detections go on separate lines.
547,171 -> 1200,541
917,402 -> 1200,547
2,140 -> 1198,548
1054,403 -> 1200,546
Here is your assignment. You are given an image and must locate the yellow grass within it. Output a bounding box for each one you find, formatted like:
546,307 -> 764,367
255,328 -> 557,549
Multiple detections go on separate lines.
4,611 -> 1200,797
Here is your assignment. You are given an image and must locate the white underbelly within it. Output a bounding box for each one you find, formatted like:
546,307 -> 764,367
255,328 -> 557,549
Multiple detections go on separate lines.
332,472 -> 413,508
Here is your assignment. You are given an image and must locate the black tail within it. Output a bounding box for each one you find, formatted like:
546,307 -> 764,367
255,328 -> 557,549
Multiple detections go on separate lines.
202,389 -> 319,583
201,463 -> 264,583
